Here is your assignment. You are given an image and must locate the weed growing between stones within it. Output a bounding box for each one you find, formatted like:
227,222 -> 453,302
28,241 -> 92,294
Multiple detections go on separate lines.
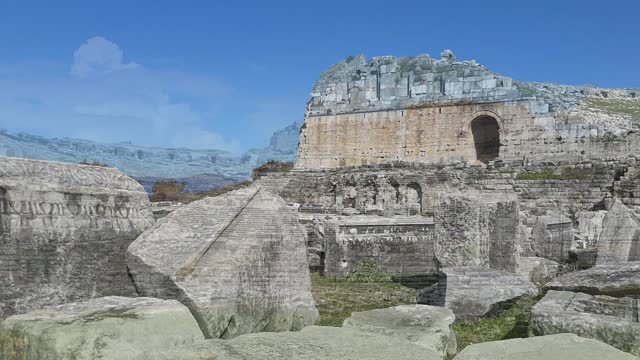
452,294 -> 541,354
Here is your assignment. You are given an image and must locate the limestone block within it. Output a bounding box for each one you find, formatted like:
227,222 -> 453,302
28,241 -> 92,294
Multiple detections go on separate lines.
516,256 -> 560,286
0,157 -> 155,318
530,215 -> 573,261
530,290 -> 640,356
574,210 -> 606,249
544,262 -> 640,297
596,200 -> 640,264
146,326 -> 442,360
453,334 -> 636,360
418,266 -> 537,323
343,304 -> 457,357
127,186 -> 319,339
0,296 -> 204,360
434,193 -> 520,272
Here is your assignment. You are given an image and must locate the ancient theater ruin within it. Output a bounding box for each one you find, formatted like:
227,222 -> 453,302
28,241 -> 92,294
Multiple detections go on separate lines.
257,50 -> 640,321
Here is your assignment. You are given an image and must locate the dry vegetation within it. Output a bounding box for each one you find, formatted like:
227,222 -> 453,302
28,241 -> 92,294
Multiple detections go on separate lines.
584,97 -> 640,124
149,180 -> 252,203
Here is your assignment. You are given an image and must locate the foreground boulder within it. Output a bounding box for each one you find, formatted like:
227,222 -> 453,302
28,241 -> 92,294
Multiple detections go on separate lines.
453,333 -> 636,360
149,326 -> 442,360
0,157 -> 154,318
544,262 -> 640,297
419,266 -> 537,322
0,296 -> 204,360
343,304 -> 457,357
596,200 -> 640,264
530,290 -> 640,356
127,186 -> 319,339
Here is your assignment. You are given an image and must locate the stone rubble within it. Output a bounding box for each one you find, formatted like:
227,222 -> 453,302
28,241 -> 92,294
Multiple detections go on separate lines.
0,157 -> 155,318
418,266 -> 537,323
530,290 -> 640,356
342,304 -> 457,357
453,333 -> 637,360
544,261 -> 640,297
126,186 -> 319,339
0,296 -> 204,360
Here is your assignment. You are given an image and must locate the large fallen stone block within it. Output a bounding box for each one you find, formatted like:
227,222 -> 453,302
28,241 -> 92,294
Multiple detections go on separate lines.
596,200 -> 640,264
0,296 -> 204,360
343,304 -> 457,357
434,193 -> 521,272
530,290 -> 640,356
0,157 -> 155,318
545,262 -> 640,297
147,326 -> 442,360
127,186 -> 319,339
530,215 -> 574,261
516,256 -> 560,286
418,266 -> 537,322
453,333 -> 636,360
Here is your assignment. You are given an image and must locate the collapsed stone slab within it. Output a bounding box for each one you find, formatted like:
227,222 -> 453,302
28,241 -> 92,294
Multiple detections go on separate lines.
0,296 -> 204,360
126,186 -> 319,339
0,157 -> 155,318
418,266 -> 537,323
453,333 -> 637,360
596,200 -> 640,264
530,290 -> 640,356
544,262 -> 640,297
342,304 -> 457,357
148,325 -> 442,360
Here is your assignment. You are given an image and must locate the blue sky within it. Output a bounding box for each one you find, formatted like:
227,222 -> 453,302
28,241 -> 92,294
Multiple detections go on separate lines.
0,0 -> 638,153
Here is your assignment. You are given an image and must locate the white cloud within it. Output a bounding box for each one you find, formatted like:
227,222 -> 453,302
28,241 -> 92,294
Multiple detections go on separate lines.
71,36 -> 139,77
0,36 -> 243,153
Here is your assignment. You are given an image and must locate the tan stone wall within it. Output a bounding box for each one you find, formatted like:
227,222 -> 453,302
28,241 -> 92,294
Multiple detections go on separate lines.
296,100 -> 536,169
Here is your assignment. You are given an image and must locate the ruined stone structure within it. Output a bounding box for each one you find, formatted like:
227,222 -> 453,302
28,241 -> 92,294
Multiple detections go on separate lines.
0,157 -> 155,318
297,51 -> 640,169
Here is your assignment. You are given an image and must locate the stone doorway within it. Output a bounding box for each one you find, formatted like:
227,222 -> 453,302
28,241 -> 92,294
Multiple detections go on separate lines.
471,116 -> 500,163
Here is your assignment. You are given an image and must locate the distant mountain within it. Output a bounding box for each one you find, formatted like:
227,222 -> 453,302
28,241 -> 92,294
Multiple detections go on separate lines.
0,121 -> 302,190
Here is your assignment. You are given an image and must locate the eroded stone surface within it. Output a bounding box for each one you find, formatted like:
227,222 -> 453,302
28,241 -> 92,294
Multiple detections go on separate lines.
530,290 -> 640,356
0,296 -> 204,360
0,157 -> 155,318
434,193 -> 520,272
419,266 -> 537,322
545,262 -> 640,297
453,333 -> 637,360
148,326 -> 442,360
596,200 -> 640,264
343,304 -> 457,357
127,186 -> 319,339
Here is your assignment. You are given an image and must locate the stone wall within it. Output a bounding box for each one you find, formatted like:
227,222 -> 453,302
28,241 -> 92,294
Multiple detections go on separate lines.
320,216 -> 436,276
297,50 -> 640,170
0,157 -> 155,318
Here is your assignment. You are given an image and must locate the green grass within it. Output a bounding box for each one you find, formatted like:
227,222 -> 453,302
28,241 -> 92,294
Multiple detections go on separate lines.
584,97 -> 640,124
310,272 -> 417,327
515,167 -> 601,180
452,294 -> 541,352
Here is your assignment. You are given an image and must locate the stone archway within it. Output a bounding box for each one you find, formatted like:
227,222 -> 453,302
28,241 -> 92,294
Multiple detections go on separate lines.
471,115 -> 500,163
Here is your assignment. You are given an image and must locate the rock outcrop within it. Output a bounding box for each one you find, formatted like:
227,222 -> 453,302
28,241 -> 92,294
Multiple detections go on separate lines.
596,200 -> 640,264
530,290 -> 640,356
147,326 -> 442,360
419,266 -> 537,322
0,296 -> 204,360
544,262 -> 640,297
0,157 -> 154,318
453,333 -> 637,360
126,186 -> 319,339
343,305 -> 457,357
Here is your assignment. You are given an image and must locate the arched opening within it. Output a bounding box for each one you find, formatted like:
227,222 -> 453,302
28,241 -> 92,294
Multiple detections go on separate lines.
406,183 -> 423,215
471,116 -> 500,163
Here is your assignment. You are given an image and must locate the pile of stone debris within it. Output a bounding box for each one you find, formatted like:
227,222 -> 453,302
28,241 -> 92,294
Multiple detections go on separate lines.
1,157 -> 640,359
